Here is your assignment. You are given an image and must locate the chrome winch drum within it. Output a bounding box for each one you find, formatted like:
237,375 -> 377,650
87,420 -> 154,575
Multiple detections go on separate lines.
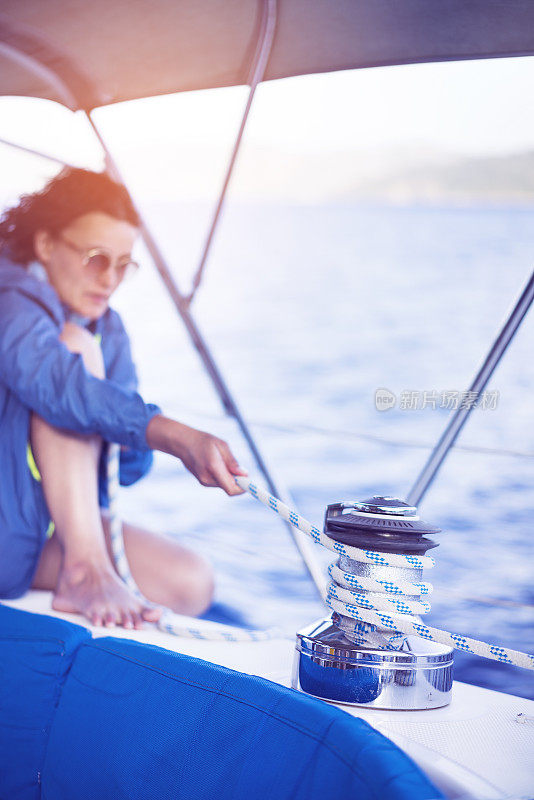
292,496 -> 454,710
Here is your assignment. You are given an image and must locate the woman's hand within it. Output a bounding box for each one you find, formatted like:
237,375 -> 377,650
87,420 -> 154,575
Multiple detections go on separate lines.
174,427 -> 248,496
146,415 -> 247,496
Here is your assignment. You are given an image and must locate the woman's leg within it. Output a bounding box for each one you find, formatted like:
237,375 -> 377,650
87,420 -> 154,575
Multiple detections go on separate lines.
103,515 -> 214,616
30,321 -> 161,629
34,517 -> 214,618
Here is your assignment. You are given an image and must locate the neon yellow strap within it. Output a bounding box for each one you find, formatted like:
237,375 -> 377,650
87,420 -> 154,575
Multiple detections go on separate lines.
26,442 -> 41,482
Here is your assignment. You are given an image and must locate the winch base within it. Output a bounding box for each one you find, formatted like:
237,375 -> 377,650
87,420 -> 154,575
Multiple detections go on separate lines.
292,617 -> 454,710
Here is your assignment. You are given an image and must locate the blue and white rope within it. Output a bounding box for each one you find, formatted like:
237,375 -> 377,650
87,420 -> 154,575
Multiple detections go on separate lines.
233,477 -> 534,672
106,450 -> 534,668
106,444 -> 277,642
329,562 -> 433,597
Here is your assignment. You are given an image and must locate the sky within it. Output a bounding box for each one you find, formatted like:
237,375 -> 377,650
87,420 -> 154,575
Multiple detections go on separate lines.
1,55 -> 534,204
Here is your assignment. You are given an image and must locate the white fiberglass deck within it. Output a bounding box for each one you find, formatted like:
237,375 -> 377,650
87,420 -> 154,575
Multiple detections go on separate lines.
6,591 -> 534,800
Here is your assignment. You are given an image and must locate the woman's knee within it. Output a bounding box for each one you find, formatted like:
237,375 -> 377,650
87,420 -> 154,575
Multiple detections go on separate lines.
60,322 -> 104,378
159,548 -> 214,617
176,552 -> 215,616
111,520 -> 215,617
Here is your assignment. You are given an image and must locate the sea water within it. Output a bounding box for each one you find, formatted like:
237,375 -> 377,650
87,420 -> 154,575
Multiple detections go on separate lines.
113,202 -> 534,700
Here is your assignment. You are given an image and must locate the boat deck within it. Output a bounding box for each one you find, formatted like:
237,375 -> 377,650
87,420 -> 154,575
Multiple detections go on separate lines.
6,591 -> 534,800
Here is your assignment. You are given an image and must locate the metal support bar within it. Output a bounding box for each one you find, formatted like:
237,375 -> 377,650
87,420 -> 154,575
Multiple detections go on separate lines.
0,136 -> 73,167
407,268 -> 534,507
85,112 -> 327,602
0,41 -> 77,110
184,0 -> 278,306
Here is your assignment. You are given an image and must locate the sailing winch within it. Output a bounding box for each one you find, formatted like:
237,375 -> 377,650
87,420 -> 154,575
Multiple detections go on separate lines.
107,467 -> 534,669
292,496 -> 454,710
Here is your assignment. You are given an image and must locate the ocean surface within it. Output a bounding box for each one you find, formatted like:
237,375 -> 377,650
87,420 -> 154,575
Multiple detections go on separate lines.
112,202 -> 534,700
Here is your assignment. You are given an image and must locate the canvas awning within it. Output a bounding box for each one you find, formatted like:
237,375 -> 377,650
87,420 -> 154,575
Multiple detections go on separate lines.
1,0 -> 534,112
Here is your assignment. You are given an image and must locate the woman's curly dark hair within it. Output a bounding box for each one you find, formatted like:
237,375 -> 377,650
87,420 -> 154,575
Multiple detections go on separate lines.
0,167 -> 140,265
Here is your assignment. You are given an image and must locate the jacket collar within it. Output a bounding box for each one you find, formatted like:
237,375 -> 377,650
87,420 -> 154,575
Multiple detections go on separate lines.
0,251 -> 65,327
0,250 -> 100,330
26,259 -> 92,328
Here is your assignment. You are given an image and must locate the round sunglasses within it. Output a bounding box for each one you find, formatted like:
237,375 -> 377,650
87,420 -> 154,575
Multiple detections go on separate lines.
57,234 -> 139,281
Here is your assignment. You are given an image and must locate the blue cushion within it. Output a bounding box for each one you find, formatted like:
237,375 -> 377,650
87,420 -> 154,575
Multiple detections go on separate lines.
0,605 -> 91,800
42,635 -> 443,800
0,605 -> 443,800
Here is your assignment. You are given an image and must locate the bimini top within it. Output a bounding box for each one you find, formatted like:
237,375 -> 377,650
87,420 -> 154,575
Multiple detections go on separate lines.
0,0 -> 534,112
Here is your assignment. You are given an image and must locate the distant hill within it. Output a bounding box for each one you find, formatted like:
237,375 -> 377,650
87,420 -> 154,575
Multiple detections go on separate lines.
339,150 -> 534,206
232,146 -> 534,205
52,139 -> 533,206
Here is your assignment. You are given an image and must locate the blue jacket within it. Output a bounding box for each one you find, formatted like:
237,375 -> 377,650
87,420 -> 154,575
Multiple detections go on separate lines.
0,252 -> 161,597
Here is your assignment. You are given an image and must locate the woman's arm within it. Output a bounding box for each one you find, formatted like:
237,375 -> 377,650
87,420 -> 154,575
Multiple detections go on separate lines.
0,289 -> 159,450
99,309 -> 247,495
146,415 -> 246,496
0,289 -> 246,495
98,309 -> 154,489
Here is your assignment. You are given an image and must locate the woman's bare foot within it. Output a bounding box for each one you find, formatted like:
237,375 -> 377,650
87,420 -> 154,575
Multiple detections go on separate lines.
52,559 -> 162,629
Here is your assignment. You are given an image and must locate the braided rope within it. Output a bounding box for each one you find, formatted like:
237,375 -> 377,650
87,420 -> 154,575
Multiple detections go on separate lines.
106,444 -> 278,641
329,563 -> 432,597
243,478 -> 435,569
233,477 -> 534,671
105,450 -> 534,668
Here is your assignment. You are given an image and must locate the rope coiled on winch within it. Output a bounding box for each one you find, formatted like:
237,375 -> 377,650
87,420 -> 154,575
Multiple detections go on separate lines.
234,477 -> 534,670
106,449 -> 534,669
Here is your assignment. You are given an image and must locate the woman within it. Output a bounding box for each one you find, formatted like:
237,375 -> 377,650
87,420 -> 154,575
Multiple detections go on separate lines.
0,167 -> 247,630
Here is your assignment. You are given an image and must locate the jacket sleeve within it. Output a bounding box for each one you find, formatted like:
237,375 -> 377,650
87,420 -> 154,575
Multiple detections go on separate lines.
0,288 -> 161,451
99,310 -> 155,488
